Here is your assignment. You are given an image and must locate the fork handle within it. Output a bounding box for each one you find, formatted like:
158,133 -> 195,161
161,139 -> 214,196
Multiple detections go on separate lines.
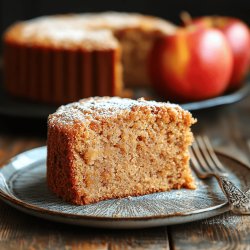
215,174 -> 250,214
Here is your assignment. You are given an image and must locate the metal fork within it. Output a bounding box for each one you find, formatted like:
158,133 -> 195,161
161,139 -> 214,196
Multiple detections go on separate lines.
190,136 -> 250,214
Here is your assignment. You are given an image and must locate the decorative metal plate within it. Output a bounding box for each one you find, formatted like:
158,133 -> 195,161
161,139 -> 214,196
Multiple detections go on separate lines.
0,146 -> 249,229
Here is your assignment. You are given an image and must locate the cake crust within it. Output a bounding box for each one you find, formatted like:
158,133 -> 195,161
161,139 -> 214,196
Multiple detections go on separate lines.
47,97 -> 196,205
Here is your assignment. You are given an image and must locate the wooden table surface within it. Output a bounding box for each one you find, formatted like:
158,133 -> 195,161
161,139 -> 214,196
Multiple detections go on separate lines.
0,93 -> 250,250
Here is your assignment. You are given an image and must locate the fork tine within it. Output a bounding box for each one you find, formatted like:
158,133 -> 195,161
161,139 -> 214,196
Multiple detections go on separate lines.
202,136 -> 226,173
191,137 -> 211,173
195,136 -> 220,174
196,136 -> 217,172
189,146 -> 203,175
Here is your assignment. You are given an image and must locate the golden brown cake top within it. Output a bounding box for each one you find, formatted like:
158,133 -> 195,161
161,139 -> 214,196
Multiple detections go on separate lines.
48,97 -> 195,128
4,12 -> 176,49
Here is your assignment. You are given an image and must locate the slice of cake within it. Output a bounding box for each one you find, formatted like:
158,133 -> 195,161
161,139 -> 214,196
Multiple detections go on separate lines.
47,97 -> 196,205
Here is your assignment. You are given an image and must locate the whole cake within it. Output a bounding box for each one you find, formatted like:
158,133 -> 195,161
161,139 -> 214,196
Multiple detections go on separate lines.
3,12 -> 176,104
47,97 -> 196,205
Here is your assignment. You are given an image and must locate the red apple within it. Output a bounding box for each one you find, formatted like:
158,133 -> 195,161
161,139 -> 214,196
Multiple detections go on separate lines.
148,27 -> 233,102
190,16 -> 250,91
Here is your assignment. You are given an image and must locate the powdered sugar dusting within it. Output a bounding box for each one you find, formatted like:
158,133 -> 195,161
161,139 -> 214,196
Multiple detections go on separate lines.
23,26 -> 111,41
49,97 -> 182,126
21,22 -> 117,49
21,12 -> 175,34
12,12 -> 175,47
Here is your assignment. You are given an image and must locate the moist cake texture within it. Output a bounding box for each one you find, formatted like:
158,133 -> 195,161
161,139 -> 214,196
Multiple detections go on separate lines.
47,97 -> 196,205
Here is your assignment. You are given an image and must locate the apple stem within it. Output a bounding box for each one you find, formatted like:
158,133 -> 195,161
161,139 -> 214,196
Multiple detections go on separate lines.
180,11 -> 192,26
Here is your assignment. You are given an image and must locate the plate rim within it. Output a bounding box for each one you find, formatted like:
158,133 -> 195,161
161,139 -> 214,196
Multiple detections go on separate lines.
180,80 -> 250,110
0,146 -> 249,227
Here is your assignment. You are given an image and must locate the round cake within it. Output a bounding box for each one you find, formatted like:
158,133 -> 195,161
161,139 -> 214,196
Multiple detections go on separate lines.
3,12 -> 176,104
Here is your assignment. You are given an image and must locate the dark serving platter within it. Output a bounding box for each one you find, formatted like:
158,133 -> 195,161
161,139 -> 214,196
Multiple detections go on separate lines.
180,81 -> 250,111
0,80 -> 249,119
